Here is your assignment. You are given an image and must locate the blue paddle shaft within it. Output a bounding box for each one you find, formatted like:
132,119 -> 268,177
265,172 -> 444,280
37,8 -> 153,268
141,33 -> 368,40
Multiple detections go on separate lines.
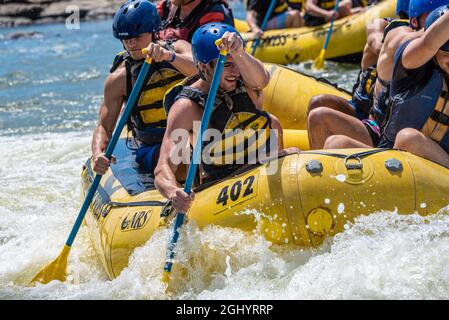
66,61 -> 151,247
164,53 -> 228,273
251,0 -> 277,55
322,0 -> 341,50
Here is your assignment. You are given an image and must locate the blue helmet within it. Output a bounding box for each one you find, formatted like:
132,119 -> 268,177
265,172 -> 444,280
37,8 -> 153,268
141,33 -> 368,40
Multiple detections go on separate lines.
192,23 -> 242,64
113,0 -> 161,40
409,0 -> 449,20
396,0 -> 410,18
425,5 -> 449,52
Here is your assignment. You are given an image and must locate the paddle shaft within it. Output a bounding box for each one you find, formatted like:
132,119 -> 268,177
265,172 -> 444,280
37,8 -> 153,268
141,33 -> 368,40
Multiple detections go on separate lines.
163,52 -> 228,276
250,0 -> 277,55
66,60 -> 151,247
322,0 -> 341,51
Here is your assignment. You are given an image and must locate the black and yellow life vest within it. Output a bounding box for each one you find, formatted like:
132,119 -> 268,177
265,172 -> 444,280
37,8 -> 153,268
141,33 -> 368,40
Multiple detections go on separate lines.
164,76 -> 273,182
351,66 -> 378,119
381,59 -> 449,151
370,19 -> 411,126
110,52 -> 185,145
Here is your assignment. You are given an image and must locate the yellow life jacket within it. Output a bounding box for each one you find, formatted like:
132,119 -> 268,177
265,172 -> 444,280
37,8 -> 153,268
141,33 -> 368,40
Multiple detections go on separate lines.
421,80 -> 449,145
111,52 -> 185,144
164,76 -> 273,182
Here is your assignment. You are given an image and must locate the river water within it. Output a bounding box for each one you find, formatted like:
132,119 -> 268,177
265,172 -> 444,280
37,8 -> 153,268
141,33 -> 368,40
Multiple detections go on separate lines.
1,4 -> 449,300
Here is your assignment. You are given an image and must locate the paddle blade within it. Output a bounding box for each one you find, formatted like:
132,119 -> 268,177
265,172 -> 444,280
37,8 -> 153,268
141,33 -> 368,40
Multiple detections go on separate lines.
30,245 -> 71,285
162,270 -> 171,284
314,49 -> 326,70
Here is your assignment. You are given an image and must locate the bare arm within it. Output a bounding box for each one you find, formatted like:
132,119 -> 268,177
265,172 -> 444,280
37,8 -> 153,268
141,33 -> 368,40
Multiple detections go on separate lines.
219,31 -> 270,91
366,19 -> 389,57
171,40 -> 196,76
145,40 -> 196,77
155,99 -> 201,211
376,26 -> 421,81
402,10 -> 449,70
246,10 -> 262,34
91,68 -> 126,174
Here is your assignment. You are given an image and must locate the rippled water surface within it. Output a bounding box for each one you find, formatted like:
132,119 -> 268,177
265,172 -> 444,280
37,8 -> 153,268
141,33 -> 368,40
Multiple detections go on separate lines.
1,3 -> 449,300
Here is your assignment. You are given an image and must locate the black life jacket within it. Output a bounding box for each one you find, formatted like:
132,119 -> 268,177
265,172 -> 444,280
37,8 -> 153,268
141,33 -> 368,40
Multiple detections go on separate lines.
351,65 -> 378,119
110,52 -> 185,145
371,19 -> 411,127
165,76 -> 273,182
157,0 -> 234,42
381,64 -> 449,152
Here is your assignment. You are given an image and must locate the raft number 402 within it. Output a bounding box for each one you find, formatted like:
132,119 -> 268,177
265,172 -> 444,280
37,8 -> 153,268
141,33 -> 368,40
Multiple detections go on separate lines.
216,175 -> 256,207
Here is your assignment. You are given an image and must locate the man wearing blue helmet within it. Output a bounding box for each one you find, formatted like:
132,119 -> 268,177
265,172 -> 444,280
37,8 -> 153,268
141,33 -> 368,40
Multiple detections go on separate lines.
154,23 -> 286,212
91,0 -> 196,177
379,6 -> 449,168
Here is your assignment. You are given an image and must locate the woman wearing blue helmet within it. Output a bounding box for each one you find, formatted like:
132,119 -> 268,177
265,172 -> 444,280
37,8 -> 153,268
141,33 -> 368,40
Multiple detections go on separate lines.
380,5 -> 449,168
155,23 -> 286,212
91,0 -> 196,177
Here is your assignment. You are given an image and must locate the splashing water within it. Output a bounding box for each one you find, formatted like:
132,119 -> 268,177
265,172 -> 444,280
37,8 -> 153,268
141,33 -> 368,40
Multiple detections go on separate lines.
1,132 -> 449,300
2,11 -> 449,300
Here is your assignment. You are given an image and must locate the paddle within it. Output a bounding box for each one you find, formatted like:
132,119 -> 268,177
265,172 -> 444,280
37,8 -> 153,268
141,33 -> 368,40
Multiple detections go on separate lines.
314,0 -> 341,69
162,39 -> 228,284
250,0 -> 278,56
30,53 -> 152,285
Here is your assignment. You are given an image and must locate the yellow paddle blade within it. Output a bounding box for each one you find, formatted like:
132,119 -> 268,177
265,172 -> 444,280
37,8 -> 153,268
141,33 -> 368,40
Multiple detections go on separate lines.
30,245 -> 71,285
314,49 -> 326,70
162,270 -> 171,284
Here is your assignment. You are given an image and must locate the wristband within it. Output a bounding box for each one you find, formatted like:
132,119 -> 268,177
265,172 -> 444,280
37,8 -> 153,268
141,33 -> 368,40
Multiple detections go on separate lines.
167,51 -> 176,63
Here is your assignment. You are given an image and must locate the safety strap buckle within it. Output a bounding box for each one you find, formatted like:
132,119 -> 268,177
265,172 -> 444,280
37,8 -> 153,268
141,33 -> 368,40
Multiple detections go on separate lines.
430,110 -> 449,126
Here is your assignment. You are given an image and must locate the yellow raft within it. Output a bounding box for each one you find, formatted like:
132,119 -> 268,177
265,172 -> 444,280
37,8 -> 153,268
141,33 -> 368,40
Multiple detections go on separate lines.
262,63 -> 350,130
239,0 -> 396,64
80,63 -> 449,279
82,141 -> 449,279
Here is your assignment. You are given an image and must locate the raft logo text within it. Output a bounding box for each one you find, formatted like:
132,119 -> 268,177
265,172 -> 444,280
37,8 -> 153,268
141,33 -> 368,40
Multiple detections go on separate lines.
176,304 -> 274,317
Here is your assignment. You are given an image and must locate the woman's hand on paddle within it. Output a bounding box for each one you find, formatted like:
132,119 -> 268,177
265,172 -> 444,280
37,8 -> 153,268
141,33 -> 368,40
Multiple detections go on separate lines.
144,42 -> 174,63
218,31 -> 245,56
169,188 -> 195,212
92,152 -> 116,175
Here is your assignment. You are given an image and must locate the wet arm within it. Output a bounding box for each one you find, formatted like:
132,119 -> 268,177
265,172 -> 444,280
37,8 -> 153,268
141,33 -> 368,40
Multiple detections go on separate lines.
171,40 -> 197,77
402,10 -> 449,70
91,71 -> 125,157
154,99 -> 198,200
366,19 -> 388,57
246,10 -> 261,33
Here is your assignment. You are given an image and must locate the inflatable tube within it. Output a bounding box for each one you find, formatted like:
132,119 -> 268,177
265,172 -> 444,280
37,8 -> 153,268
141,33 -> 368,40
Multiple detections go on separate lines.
241,0 -> 396,65
262,63 -> 350,130
82,134 -> 449,279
